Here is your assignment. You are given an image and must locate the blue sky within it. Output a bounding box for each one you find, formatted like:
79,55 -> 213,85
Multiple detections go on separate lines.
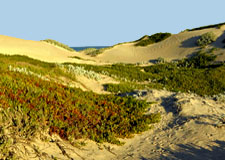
1,0 -> 224,46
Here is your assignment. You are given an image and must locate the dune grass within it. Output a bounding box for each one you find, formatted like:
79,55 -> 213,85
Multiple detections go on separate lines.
81,47 -> 113,57
41,39 -> 75,52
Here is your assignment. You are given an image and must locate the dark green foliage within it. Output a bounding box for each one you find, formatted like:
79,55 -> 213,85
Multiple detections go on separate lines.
135,33 -> 172,46
41,39 -> 75,52
188,22 -> 225,31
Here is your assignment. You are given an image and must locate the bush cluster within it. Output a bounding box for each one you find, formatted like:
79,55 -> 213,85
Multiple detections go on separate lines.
197,32 -> 217,47
41,39 -> 75,52
135,33 -> 172,47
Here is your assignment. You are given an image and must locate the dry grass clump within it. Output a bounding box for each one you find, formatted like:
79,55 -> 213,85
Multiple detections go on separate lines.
41,39 -> 75,52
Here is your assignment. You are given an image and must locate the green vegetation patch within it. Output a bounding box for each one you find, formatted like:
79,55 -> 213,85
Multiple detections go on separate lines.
135,33 -> 172,47
41,39 -> 75,52
0,67 -> 160,146
143,58 -> 225,96
197,32 -> 217,47
66,54 -> 225,96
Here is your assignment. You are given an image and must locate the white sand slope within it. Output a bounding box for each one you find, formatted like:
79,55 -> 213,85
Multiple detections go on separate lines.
94,26 -> 225,63
0,35 -> 102,64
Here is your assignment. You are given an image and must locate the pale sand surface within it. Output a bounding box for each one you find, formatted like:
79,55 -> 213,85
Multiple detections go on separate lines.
92,27 -> 225,63
10,89 -> 225,160
0,35 -> 107,65
1,27 -> 225,65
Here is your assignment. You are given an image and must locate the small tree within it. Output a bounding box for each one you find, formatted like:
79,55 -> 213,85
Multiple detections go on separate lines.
197,32 -> 217,47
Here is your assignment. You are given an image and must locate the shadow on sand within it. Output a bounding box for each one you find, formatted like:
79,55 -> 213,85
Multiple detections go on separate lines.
180,36 -> 200,48
212,31 -> 225,49
159,140 -> 225,160
139,140 -> 225,160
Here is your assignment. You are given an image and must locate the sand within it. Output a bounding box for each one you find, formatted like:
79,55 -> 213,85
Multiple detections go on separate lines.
0,35 -> 107,65
1,26 -> 225,65
90,27 -> 225,63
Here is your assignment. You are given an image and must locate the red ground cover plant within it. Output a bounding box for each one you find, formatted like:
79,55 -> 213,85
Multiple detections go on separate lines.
0,71 -> 160,144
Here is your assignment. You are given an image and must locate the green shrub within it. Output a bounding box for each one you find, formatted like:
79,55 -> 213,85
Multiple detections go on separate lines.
41,39 -> 75,52
135,33 -> 172,47
197,32 -> 217,47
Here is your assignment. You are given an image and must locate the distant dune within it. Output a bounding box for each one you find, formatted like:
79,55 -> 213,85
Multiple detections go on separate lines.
0,24 -> 225,65
0,35 -> 100,64
91,25 -> 225,63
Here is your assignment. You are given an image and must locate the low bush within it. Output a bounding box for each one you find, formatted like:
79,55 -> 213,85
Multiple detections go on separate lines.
178,52 -> 217,68
197,32 -> 217,47
41,39 -> 75,52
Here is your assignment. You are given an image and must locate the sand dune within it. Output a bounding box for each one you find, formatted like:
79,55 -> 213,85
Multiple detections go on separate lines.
1,26 -> 224,65
93,26 -> 225,63
0,35 -> 102,64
